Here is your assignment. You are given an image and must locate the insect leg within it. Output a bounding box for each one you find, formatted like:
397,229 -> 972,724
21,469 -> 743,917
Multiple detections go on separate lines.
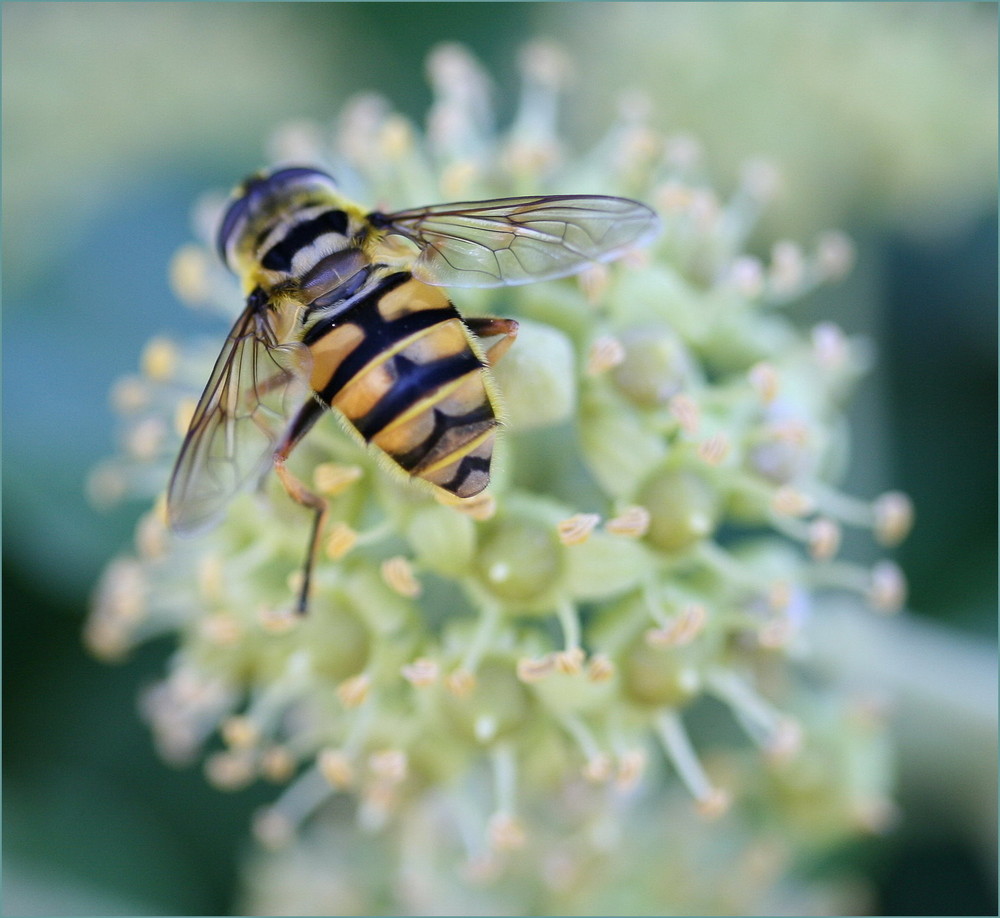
464,317 -> 519,367
273,396 -> 328,614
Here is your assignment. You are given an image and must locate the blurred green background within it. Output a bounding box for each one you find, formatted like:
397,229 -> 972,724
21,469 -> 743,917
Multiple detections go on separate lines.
3,2 -> 995,914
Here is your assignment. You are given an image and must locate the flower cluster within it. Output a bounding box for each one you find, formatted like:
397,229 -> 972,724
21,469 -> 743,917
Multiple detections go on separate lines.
88,43 -> 911,912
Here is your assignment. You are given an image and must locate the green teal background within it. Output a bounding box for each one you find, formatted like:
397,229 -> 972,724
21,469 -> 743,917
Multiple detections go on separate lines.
3,2 -> 996,914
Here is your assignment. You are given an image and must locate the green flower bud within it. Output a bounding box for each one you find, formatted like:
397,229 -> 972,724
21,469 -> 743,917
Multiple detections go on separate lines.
491,318 -> 576,431
406,505 -> 476,577
638,466 -> 720,552
579,386 -> 667,498
441,658 -> 532,742
563,529 -> 651,601
298,602 -> 372,684
621,636 -> 703,707
528,667 -> 617,717
611,324 -> 699,408
475,512 -> 564,606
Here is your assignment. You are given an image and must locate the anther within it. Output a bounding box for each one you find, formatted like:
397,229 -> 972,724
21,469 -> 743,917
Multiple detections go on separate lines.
381,556 -> 422,598
401,658 -> 440,687
872,491 -> 914,546
318,749 -> 355,788
445,669 -> 476,697
605,505 -> 651,538
516,655 -> 557,683
808,517 -> 842,560
586,335 -> 626,376
645,603 -> 708,647
325,522 -> 358,560
668,393 -> 700,434
868,561 -> 907,613
313,463 -> 363,496
336,673 -> 372,708
141,337 -> 178,382
557,513 -> 601,546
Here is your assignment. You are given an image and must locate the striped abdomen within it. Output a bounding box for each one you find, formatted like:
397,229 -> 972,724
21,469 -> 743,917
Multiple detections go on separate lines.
304,272 -> 498,498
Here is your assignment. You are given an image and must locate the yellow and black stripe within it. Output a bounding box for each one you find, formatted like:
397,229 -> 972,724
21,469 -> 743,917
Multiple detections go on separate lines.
302,270 -> 499,498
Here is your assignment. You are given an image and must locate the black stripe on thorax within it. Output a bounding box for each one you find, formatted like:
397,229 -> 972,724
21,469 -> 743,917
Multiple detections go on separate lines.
352,351 -> 484,441
301,269 -> 409,346
260,208 -> 349,272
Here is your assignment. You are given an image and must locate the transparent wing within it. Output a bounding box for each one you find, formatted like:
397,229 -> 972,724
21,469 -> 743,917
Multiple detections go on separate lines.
372,195 -> 660,288
167,300 -> 311,534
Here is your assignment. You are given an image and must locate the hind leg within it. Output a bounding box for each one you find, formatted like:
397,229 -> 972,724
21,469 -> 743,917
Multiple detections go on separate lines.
272,397 -> 328,614
464,317 -> 518,366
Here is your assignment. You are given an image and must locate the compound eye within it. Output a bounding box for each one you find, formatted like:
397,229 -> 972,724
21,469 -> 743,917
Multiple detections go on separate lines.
215,167 -> 338,268
266,166 -> 337,190
216,189 -> 252,267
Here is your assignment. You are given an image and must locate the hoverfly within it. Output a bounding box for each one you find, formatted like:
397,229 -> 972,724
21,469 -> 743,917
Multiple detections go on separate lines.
167,166 -> 659,612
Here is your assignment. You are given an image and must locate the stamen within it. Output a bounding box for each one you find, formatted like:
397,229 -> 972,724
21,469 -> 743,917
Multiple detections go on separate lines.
318,748 -> 355,788
578,264 -> 611,304
445,669 -> 476,697
313,463 -> 363,496
488,812 -> 527,851
325,522 -> 358,560
336,673 -> 372,708
369,749 -> 408,783
169,245 -> 213,304
868,561 -> 907,613
381,556 -> 422,598
555,599 -> 582,658
140,337 -> 178,382
767,240 -> 806,297
728,256 -> 766,299
557,713 -> 607,779
173,398 -> 197,437
645,603 -> 707,647
260,745 -> 296,783
811,322 -> 850,371
605,505 -> 650,538
668,393 -> 700,434
584,335 -> 625,376
265,119 -> 325,165
614,748 -> 647,792
815,231 -> 855,281
197,554 -> 225,604
554,646 -> 585,675
516,654 -> 557,683
254,764 -> 335,847
748,361 -> 780,403
126,417 -> 167,461
204,750 -> 255,790
697,432 -> 731,466
771,485 -> 814,518
872,491 -> 914,546
135,511 -> 169,560
221,715 -> 260,750
807,517 -> 843,560
557,513 -> 601,546
488,744 -> 526,850
252,807 -> 295,850
401,657 -> 440,687
586,653 -> 615,683
655,710 -> 731,818
706,668 -> 803,764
